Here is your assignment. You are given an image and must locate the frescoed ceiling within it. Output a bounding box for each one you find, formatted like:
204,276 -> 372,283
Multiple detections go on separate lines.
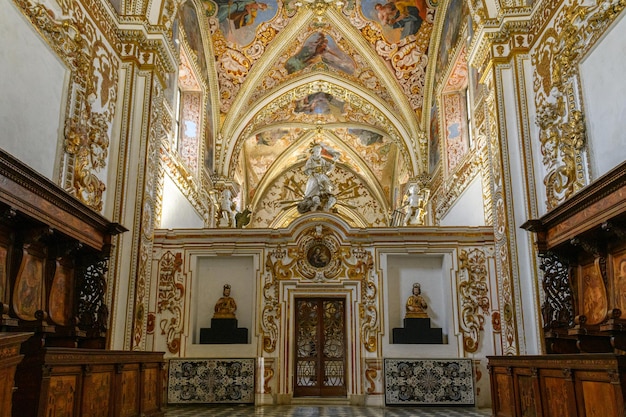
172,0 -> 451,226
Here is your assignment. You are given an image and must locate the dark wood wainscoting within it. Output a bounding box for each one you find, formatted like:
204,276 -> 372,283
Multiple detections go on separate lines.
13,348 -> 165,417
489,354 -> 626,417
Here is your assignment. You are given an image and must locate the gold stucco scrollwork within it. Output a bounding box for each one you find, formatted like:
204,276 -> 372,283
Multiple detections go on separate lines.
346,247 -> 378,352
532,0 -> 626,209
15,0 -> 118,212
457,248 -> 490,353
262,246 -> 292,352
157,251 -> 184,354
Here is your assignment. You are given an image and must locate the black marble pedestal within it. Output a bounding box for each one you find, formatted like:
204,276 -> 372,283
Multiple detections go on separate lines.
392,317 -> 443,344
200,318 -> 248,344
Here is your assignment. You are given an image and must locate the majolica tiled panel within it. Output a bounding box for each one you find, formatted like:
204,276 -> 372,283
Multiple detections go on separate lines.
384,359 -> 474,406
168,359 -> 255,404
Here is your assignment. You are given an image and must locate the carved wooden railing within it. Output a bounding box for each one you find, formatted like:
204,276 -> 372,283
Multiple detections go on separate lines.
0,149 -> 126,347
522,161 -> 626,354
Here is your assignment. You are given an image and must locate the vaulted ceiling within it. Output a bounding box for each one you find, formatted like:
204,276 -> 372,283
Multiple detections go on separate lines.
174,0 -> 459,226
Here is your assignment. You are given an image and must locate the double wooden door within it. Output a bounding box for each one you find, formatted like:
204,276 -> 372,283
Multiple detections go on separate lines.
294,298 -> 347,397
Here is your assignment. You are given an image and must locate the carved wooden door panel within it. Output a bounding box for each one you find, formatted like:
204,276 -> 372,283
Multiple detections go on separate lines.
294,298 -> 347,397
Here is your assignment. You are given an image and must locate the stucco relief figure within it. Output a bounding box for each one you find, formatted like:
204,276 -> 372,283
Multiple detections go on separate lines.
219,189 -> 237,227
402,185 -> 426,226
297,144 -> 340,214
214,284 -> 237,318
406,282 -> 428,318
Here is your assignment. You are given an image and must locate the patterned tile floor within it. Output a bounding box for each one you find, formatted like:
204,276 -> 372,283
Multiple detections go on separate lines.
164,404 -> 491,416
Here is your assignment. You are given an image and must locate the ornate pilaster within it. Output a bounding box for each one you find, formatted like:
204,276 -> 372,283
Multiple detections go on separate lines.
475,22 -> 536,354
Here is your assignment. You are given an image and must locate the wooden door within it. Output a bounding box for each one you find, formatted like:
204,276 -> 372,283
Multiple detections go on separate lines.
294,298 -> 347,397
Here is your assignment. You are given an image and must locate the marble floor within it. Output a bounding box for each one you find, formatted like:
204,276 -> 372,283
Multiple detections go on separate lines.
163,405 -> 491,416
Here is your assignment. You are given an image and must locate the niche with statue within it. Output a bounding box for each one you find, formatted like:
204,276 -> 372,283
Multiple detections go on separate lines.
392,282 -> 443,344
200,284 -> 248,344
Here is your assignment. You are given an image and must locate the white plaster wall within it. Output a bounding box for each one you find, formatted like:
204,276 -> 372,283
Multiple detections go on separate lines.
187,255 -> 257,357
160,174 -> 204,229
439,175 -> 486,226
580,12 -> 626,179
0,2 -> 65,179
383,254 -> 459,357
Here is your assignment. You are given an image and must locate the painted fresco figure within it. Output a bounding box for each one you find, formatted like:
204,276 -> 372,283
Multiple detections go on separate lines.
215,0 -> 269,29
372,0 -> 428,40
298,144 -> 339,214
214,284 -> 237,318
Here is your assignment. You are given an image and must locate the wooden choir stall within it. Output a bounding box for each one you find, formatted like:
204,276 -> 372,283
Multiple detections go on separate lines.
0,149 -> 165,417
489,161 -> 626,417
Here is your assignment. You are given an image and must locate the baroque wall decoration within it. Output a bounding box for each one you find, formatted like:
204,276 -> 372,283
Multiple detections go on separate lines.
261,224 -> 381,355
156,251 -> 185,354
457,248 -> 490,353
13,0 -> 120,212
531,0 -> 626,210
250,162 -> 387,228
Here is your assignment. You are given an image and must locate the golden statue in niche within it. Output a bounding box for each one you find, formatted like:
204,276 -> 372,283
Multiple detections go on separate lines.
213,284 -> 237,318
406,282 -> 428,318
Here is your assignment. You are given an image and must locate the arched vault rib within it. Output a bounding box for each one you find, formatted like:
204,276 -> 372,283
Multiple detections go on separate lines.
216,7 -> 424,174
219,74 -> 421,180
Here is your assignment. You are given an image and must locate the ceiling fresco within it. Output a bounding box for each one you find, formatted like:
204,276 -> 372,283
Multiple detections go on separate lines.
175,0 -> 445,226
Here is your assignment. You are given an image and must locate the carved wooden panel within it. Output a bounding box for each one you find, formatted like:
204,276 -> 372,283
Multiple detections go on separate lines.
120,368 -> 139,417
492,371 -> 513,416
0,240 -> 8,306
611,249 -> 626,313
0,333 -> 30,417
13,249 -> 45,321
142,366 -> 159,413
45,375 -> 78,416
49,258 -> 75,326
489,354 -> 626,417
580,380 -> 618,417
516,374 -> 537,417
542,374 -> 573,417
82,371 -> 112,416
579,261 -> 607,326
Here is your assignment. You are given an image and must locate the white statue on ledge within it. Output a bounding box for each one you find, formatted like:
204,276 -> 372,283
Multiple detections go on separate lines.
298,143 -> 339,214
218,189 -> 236,227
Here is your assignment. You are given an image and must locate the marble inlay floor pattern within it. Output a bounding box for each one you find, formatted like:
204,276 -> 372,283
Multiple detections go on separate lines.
164,405 -> 491,416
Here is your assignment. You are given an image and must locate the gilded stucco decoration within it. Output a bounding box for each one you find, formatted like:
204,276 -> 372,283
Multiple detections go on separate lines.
262,246 -> 289,353
457,248 -> 490,353
13,0 -> 119,212
261,225 -> 380,353
206,0 -> 436,115
156,251 -> 185,354
133,79 -> 165,350
346,246 -> 378,352
532,0 -> 626,209
248,25 -> 400,114
251,161 -> 387,228
484,72 -> 517,355
347,0 -> 435,113
296,229 -> 344,280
